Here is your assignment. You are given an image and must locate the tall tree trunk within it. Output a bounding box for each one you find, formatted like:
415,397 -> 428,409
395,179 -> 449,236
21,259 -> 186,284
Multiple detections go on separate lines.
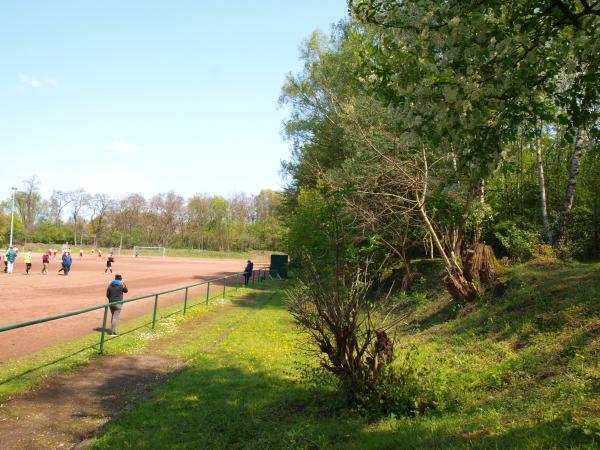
473,179 -> 485,244
429,234 -> 434,260
555,126 -> 586,252
452,183 -> 476,260
535,118 -> 553,243
593,196 -> 599,258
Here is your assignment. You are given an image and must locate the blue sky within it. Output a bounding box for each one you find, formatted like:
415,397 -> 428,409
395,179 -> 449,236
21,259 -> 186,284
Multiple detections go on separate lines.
0,1 -> 347,199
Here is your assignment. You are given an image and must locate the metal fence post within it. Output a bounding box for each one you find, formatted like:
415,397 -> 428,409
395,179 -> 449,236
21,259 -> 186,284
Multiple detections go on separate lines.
99,305 -> 109,354
152,294 -> 159,329
223,277 -> 227,298
252,270 -> 255,284
235,273 -> 239,290
183,287 -> 189,314
206,281 -> 210,304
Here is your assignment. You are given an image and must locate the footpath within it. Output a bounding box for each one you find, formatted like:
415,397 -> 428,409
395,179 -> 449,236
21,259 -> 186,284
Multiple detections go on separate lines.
0,291 -> 271,450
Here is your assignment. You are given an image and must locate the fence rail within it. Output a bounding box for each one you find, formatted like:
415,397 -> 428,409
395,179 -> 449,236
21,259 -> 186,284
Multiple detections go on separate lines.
0,268 -> 269,354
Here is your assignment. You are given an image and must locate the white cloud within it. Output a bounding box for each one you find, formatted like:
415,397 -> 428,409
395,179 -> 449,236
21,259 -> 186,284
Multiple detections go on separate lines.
106,142 -> 140,154
58,169 -> 154,197
18,73 -> 58,89
18,73 -> 42,88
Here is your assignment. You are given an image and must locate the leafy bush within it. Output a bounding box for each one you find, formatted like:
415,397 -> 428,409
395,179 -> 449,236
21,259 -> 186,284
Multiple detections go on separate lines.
563,206 -> 596,259
493,221 -> 540,261
287,260 -> 419,416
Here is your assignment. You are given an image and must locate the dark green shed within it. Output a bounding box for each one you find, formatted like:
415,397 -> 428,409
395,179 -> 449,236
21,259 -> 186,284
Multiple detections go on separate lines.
270,254 -> 289,278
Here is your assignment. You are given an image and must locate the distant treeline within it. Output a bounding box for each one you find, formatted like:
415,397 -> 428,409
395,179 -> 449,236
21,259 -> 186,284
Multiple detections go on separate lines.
1,177 -> 284,252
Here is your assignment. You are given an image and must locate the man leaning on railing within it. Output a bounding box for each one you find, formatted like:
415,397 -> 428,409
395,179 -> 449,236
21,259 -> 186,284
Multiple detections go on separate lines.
106,274 -> 128,336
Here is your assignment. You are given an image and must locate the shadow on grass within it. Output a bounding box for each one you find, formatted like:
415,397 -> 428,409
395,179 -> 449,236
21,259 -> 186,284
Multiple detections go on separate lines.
0,318 -> 159,387
0,345 -> 99,387
89,362 -> 599,450
90,364 -> 354,450
417,298 -> 459,331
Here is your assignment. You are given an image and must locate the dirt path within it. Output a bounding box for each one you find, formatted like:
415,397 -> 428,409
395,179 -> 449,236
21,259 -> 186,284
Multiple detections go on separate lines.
0,294 -> 266,450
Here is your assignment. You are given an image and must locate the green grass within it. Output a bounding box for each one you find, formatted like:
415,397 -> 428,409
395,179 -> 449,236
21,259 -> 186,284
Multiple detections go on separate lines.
90,284 -> 353,450
0,284 -> 254,402
89,261 -> 599,449
6,260 -> 597,448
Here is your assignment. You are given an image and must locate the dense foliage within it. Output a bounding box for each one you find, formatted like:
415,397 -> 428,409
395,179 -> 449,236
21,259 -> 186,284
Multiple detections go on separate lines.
280,0 -> 599,410
281,0 -> 600,300
0,177 -> 284,252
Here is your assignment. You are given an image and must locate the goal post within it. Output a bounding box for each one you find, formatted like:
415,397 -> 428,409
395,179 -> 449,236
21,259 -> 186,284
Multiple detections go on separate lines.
133,246 -> 166,258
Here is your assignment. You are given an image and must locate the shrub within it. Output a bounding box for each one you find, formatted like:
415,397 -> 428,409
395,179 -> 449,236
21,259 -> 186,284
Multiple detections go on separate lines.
287,260 -> 415,415
493,221 -> 540,261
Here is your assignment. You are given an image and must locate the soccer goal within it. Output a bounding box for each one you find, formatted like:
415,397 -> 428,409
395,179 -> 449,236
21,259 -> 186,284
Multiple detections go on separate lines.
133,246 -> 166,258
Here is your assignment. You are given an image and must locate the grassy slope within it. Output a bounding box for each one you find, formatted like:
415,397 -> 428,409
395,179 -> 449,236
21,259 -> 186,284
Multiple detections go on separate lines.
88,261 -> 599,449
380,259 -> 600,448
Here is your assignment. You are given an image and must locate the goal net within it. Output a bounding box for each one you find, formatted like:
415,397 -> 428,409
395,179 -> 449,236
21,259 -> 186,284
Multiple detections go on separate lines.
133,246 -> 166,258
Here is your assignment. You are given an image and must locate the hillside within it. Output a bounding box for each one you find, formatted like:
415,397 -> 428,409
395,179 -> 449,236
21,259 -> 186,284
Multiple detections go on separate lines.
381,259 -> 600,448
87,260 -> 599,449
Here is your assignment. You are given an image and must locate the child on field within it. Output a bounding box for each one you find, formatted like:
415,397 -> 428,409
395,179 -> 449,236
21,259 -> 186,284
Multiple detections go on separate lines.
24,251 -> 32,275
58,251 -> 65,273
105,253 -> 115,274
79,249 -> 84,258
42,252 -> 50,274
6,247 -> 17,274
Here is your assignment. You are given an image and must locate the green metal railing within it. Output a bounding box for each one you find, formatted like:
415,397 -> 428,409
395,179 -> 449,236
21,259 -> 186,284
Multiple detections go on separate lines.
0,268 -> 268,354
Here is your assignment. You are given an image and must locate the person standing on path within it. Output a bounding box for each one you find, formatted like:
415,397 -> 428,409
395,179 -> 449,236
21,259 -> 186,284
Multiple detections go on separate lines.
243,260 -> 254,285
24,251 -> 32,275
6,247 -> 17,274
3,251 -> 8,273
105,253 -> 114,274
106,274 -> 128,336
42,252 -> 50,275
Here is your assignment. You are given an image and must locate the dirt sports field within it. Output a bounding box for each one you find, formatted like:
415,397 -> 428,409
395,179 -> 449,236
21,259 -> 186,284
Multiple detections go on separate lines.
0,254 -> 261,362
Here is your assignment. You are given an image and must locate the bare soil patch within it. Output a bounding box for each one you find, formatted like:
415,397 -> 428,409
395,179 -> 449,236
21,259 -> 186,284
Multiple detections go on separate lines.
0,354 -> 180,450
0,293 -> 266,450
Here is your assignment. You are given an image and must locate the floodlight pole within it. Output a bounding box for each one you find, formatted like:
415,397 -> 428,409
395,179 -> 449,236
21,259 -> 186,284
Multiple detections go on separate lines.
9,187 -> 17,247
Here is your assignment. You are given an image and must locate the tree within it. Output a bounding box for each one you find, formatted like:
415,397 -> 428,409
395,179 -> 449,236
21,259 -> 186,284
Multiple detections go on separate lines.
281,24 -> 489,300
187,195 -> 213,249
69,189 -> 90,245
348,0 -> 600,254
88,193 -> 113,246
14,176 -> 46,240
49,190 -> 73,225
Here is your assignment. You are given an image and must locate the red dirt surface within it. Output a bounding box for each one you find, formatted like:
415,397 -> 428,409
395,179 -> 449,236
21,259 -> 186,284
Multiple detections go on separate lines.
0,254 -> 257,362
